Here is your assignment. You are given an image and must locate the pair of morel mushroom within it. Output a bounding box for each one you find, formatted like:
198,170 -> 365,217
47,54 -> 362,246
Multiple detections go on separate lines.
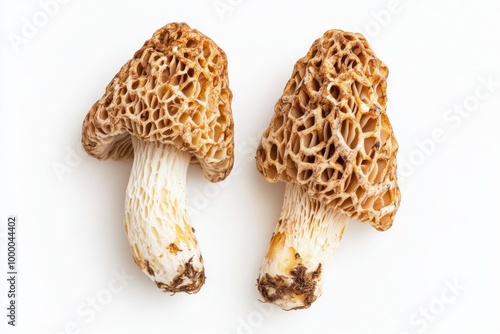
82,22 -> 400,311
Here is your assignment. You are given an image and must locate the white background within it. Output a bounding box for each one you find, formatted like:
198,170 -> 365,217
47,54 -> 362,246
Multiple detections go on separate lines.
1,0 -> 500,333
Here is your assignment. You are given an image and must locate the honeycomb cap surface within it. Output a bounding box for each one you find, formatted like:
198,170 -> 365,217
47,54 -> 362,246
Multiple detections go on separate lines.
257,30 -> 400,230
82,22 -> 234,182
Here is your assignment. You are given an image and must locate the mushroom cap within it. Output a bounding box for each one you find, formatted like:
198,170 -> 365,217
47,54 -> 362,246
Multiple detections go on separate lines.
82,22 -> 234,182
256,29 -> 400,231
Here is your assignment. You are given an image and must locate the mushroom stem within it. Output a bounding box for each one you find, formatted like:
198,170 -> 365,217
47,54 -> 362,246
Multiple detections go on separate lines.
257,182 -> 349,310
124,136 -> 205,294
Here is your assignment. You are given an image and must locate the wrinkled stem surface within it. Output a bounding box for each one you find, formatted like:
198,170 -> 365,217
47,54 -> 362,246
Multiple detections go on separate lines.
258,182 -> 349,310
124,136 -> 204,293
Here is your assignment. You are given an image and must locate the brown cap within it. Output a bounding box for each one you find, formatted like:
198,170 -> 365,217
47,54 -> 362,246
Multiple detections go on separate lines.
256,29 -> 400,231
82,22 -> 234,182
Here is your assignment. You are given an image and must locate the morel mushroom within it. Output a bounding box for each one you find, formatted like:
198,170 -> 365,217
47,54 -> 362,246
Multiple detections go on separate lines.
256,29 -> 400,310
82,22 -> 233,293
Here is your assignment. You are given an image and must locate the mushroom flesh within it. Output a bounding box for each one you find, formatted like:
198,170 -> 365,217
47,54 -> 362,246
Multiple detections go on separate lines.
82,22 -> 234,294
256,29 -> 400,310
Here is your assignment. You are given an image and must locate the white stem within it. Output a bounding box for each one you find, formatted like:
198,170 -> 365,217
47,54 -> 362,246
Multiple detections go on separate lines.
124,136 -> 204,293
258,182 -> 349,310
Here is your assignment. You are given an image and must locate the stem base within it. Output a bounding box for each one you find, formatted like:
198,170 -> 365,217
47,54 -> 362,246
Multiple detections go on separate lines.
257,182 -> 349,310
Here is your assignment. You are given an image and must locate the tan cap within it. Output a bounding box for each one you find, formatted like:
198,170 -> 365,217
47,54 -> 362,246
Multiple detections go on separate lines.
82,22 -> 234,182
256,29 -> 400,231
